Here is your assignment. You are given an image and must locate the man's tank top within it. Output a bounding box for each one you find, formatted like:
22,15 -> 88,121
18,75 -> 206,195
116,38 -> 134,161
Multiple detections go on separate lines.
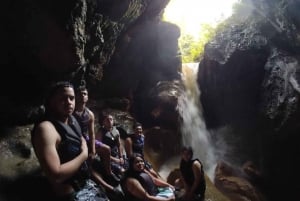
73,107 -> 90,137
101,126 -> 120,157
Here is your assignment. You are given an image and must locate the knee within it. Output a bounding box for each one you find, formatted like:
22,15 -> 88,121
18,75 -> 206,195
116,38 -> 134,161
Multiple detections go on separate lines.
100,144 -> 111,155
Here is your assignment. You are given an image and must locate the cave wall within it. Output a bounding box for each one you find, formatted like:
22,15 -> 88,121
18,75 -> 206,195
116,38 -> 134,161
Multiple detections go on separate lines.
3,0 -> 300,200
198,0 -> 300,200
1,0 -> 182,127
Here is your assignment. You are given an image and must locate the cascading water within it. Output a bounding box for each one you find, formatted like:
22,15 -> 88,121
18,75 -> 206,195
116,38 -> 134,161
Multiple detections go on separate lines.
158,63 -> 217,181
177,63 -> 216,180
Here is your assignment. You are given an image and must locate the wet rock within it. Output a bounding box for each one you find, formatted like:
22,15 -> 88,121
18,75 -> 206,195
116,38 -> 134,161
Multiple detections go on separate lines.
214,161 -> 266,201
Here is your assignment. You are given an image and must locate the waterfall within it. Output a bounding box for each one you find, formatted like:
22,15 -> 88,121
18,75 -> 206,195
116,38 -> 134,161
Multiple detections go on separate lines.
178,63 -> 216,180
158,63 -> 216,181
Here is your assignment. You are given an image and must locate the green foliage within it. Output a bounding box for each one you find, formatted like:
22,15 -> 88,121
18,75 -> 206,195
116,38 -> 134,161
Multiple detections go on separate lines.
216,0 -> 251,33
179,0 -> 247,63
179,23 -> 216,63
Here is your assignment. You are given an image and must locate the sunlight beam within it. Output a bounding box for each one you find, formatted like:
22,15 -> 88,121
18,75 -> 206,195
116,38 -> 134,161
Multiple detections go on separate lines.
164,0 -> 239,37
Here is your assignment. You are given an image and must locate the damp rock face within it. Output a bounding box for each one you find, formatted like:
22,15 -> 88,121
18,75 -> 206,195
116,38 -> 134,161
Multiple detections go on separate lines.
198,0 -> 300,200
1,0 -> 181,127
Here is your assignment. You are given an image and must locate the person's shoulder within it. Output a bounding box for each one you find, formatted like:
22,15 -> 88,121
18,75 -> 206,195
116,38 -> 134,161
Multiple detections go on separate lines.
32,120 -> 58,141
86,107 -> 95,119
85,107 -> 94,115
125,176 -> 139,187
192,159 -> 203,169
112,126 -> 120,135
35,120 -> 55,131
125,135 -> 132,142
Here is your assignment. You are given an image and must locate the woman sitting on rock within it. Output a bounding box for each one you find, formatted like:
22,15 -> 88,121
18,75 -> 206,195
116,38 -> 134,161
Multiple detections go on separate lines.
121,153 -> 175,201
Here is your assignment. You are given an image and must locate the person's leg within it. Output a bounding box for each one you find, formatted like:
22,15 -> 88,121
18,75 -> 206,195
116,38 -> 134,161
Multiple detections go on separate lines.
96,143 -> 112,175
96,143 -> 120,184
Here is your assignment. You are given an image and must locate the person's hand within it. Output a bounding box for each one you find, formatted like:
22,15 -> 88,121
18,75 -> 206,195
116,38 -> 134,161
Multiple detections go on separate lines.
89,153 -> 96,160
87,153 -> 96,164
169,185 -> 175,192
119,157 -> 124,165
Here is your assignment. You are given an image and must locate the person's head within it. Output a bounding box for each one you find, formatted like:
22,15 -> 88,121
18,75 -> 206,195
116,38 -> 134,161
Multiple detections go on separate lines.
133,122 -> 143,135
181,146 -> 193,162
45,81 -> 75,118
75,85 -> 88,106
128,153 -> 145,172
99,112 -> 114,128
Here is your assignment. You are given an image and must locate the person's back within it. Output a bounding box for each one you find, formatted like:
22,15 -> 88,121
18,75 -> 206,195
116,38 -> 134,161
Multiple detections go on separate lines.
31,81 -> 108,201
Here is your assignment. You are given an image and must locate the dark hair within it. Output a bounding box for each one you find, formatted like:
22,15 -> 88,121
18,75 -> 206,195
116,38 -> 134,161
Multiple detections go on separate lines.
75,80 -> 87,93
75,85 -> 87,93
44,81 -> 74,115
133,122 -> 142,129
46,81 -> 74,101
182,146 -> 193,158
98,111 -> 112,125
74,79 -> 87,91
120,153 -> 144,186
128,153 -> 143,170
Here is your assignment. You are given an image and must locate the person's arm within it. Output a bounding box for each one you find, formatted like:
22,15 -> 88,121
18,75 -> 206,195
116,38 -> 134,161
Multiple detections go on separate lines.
117,135 -> 123,158
90,168 -> 114,192
88,109 -> 96,156
190,161 -> 201,194
125,178 -> 174,201
145,170 -> 174,190
117,135 -> 124,164
125,137 -> 133,157
33,121 -> 88,184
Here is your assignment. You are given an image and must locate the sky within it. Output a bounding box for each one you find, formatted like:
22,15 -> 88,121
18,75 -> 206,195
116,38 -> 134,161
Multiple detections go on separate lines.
164,0 -> 240,37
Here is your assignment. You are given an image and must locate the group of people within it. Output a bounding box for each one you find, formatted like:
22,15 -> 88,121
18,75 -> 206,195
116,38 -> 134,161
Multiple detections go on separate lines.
31,81 -> 206,201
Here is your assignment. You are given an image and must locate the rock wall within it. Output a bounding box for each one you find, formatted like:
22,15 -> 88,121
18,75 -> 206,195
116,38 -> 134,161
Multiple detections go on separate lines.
198,0 -> 300,200
1,0 -> 182,128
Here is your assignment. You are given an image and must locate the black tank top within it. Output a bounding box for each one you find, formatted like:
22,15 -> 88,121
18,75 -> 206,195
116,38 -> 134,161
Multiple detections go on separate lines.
101,126 -> 120,157
49,115 -> 90,187
180,159 -> 206,195
123,171 -> 158,201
